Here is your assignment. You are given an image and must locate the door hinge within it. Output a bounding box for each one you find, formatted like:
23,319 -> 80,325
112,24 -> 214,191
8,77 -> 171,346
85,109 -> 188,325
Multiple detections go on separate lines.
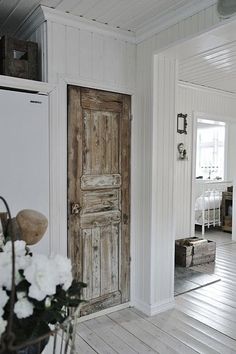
129,256 -> 132,263
129,114 -> 133,121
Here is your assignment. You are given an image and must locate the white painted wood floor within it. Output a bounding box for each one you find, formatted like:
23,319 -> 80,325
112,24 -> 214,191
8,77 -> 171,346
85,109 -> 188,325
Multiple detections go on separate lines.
76,242 -> 236,353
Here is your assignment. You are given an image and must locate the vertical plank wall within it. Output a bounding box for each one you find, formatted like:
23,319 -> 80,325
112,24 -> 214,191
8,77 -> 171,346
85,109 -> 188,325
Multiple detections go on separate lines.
133,3 -> 233,314
151,55 -> 177,311
46,21 -> 136,91
176,83 -> 236,239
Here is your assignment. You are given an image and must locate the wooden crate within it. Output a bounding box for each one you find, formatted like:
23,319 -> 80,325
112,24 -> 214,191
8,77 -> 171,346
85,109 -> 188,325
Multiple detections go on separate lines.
0,36 -> 38,80
222,191 -> 232,233
175,237 -> 216,267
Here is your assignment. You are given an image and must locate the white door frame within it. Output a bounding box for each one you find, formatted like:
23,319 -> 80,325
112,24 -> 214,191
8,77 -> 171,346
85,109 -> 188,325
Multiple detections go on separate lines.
50,75 -> 134,314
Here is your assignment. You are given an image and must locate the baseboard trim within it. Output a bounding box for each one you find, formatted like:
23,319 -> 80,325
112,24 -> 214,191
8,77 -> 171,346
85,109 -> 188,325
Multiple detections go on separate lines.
133,298 -> 175,316
78,302 -> 131,322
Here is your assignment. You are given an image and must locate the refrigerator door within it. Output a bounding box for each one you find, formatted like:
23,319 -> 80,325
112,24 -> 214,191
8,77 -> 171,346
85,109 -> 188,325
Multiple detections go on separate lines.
0,89 -> 50,255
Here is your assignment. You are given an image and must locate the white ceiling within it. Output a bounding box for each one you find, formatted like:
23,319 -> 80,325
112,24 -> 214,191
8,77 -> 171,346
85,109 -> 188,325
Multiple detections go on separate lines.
0,0 -> 216,37
163,19 -> 236,94
1,0 -> 235,94
179,41 -> 236,93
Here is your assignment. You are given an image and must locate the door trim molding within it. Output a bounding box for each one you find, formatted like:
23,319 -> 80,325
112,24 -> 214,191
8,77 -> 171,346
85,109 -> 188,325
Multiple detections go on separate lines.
50,75 -> 135,305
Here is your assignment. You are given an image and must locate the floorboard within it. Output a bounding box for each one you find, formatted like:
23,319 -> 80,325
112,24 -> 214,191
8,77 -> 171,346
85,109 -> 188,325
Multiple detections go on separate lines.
75,236 -> 236,353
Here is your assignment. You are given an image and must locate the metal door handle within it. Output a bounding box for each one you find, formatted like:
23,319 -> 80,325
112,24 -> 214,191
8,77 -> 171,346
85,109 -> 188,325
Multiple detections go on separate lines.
71,202 -> 81,215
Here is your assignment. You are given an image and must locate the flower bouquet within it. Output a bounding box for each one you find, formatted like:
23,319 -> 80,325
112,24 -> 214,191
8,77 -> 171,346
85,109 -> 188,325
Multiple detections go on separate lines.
0,203 -> 86,354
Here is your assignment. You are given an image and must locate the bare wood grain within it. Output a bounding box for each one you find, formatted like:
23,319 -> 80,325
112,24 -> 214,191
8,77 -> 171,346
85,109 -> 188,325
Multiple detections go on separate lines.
99,113 -> 107,174
82,228 -> 92,299
80,291 -> 122,316
91,111 -> 101,174
111,114 -> 120,174
67,85 -> 83,281
101,224 -> 113,295
81,174 -> 121,190
91,227 -> 101,298
82,109 -> 92,175
81,87 -> 123,113
111,223 -> 119,292
80,210 -> 121,229
100,224 -> 119,295
104,114 -> 111,174
81,190 -> 119,214
120,94 -> 131,303
68,86 -> 131,315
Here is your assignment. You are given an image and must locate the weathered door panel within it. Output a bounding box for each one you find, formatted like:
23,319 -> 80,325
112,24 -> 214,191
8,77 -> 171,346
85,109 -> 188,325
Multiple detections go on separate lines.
68,86 -> 131,315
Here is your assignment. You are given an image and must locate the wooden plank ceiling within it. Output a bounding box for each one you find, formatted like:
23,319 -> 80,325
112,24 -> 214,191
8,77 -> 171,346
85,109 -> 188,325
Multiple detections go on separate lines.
0,0 -> 212,36
1,0 -> 235,94
163,20 -> 236,94
179,40 -> 236,93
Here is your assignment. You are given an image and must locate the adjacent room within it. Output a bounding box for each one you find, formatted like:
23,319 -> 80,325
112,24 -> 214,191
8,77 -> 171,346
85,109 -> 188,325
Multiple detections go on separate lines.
160,20 -> 236,307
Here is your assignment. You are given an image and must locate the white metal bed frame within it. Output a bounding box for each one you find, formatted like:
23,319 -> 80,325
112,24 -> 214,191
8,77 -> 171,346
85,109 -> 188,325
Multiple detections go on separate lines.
195,180 -> 233,235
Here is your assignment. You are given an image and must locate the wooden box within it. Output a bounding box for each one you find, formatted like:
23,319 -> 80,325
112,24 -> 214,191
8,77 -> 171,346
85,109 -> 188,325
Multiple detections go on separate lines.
0,36 -> 38,80
222,191 -> 232,233
175,237 -> 216,267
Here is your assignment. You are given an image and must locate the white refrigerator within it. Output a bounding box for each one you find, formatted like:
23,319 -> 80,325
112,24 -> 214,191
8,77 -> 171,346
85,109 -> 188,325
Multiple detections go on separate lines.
0,88 -> 50,255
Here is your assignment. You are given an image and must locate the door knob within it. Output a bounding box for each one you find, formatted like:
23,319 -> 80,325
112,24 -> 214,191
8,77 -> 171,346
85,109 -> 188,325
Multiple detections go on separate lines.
71,202 -> 81,215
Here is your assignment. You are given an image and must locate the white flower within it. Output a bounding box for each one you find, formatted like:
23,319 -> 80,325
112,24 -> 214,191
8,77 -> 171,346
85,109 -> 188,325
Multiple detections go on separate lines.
24,254 -> 58,301
14,298 -> 34,319
3,240 -> 26,257
52,255 -> 73,290
16,254 -> 31,271
0,316 -> 7,337
0,251 -> 29,291
0,289 -> 9,309
16,291 -> 27,300
0,252 -> 13,290
0,288 -> 8,317
45,297 -> 51,308
0,233 -> 4,250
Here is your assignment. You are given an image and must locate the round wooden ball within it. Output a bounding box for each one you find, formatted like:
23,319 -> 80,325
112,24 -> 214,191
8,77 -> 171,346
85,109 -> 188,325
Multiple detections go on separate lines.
16,209 -> 48,245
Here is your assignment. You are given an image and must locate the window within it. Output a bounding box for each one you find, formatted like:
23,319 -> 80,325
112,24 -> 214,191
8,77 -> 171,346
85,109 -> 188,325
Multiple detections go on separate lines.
196,119 -> 226,180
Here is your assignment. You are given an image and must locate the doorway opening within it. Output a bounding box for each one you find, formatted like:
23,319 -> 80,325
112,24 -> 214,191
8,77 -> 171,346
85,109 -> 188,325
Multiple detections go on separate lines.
192,114 -> 233,244
67,86 -> 131,316
156,18 -> 236,299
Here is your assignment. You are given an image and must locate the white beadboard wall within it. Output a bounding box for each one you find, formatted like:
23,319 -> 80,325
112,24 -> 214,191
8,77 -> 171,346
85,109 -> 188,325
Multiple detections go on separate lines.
46,21 -> 136,92
151,54 -> 177,311
20,11 -> 136,91
176,83 -> 236,240
17,2 -> 236,315
134,2 -> 233,314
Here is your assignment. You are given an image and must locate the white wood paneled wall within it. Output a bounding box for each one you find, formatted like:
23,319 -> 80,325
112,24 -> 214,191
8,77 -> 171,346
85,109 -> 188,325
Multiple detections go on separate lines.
132,54 -> 177,316
46,21 -> 136,91
176,83 -> 236,240
151,55 -> 177,312
133,2 -> 233,315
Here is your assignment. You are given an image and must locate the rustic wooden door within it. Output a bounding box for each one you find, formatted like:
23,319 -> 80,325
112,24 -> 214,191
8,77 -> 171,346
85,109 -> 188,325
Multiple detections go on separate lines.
67,86 -> 131,315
